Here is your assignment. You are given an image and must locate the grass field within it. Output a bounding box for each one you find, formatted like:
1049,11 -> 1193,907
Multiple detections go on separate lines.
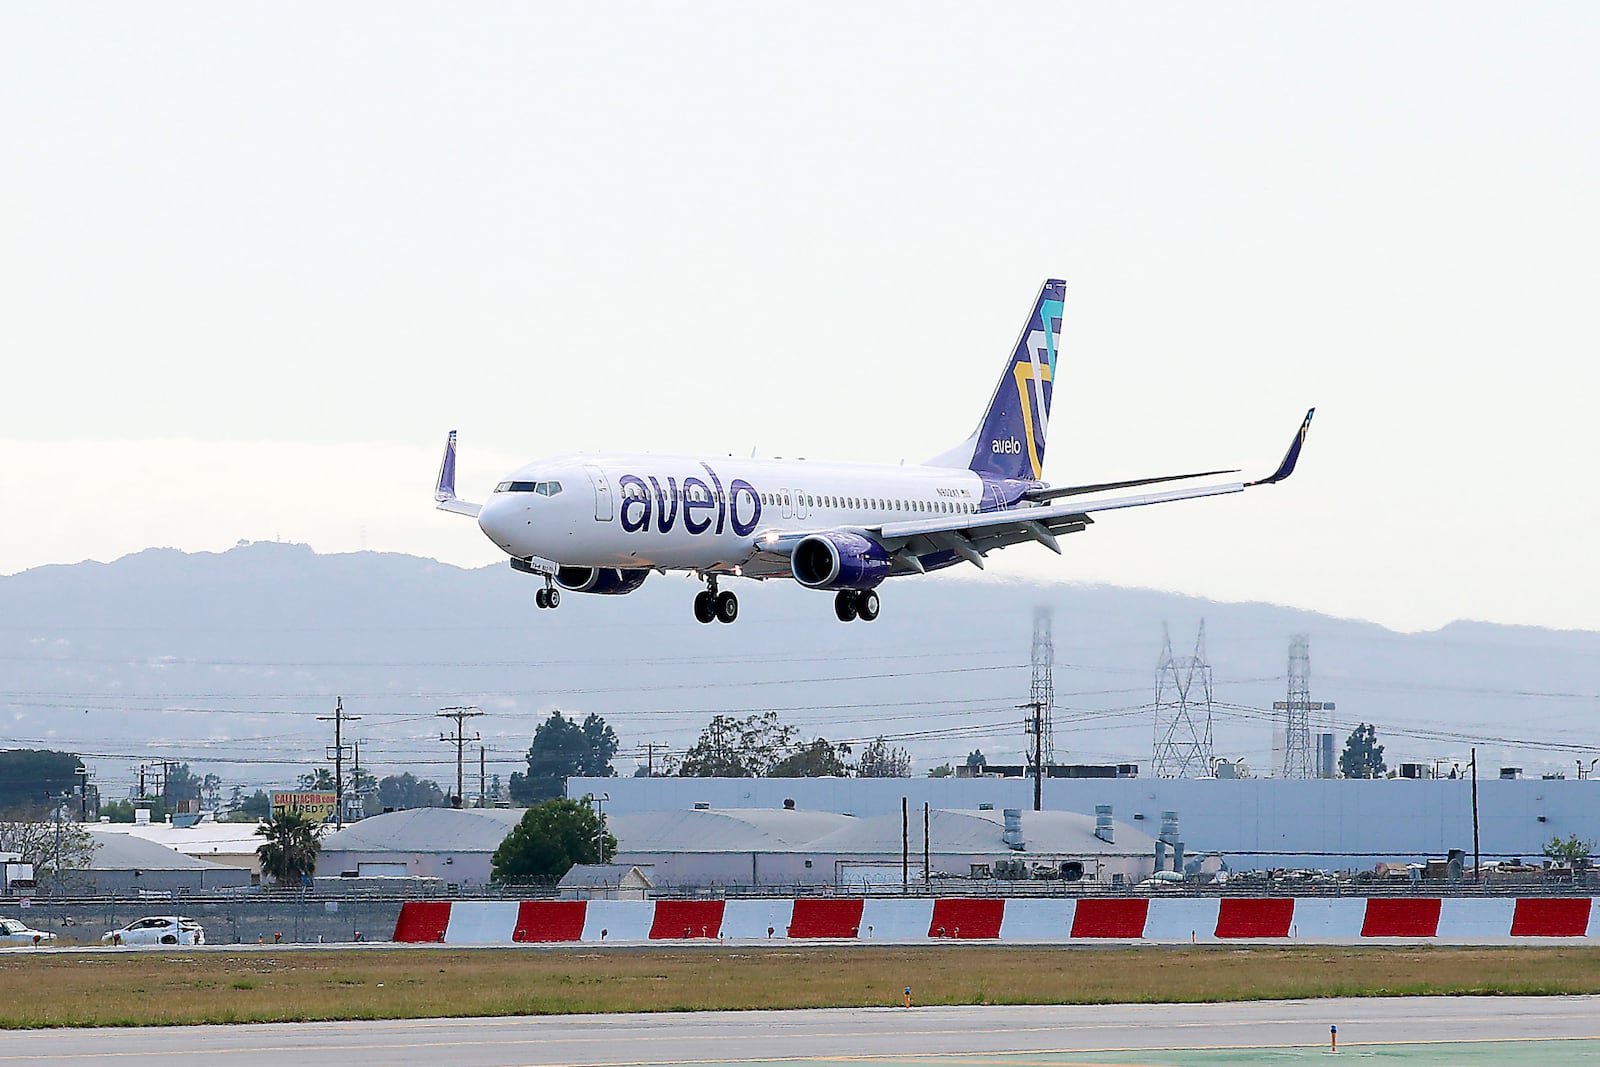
1,944 -> 1599,1028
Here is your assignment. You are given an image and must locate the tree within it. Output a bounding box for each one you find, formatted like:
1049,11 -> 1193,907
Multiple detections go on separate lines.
1339,724 -> 1386,779
163,763 -> 203,808
679,712 -> 797,777
238,790 -> 271,819
965,750 -> 987,771
927,763 -> 954,778
100,798 -> 169,823
857,737 -> 912,778
770,738 -> 852,778
0,750 -> 85,811
1543,834 -> 1595,865
0,804 -> 96,886
297,768 -> 336,791
201,774 -> 223,810
255,811 -> 323,885
376,773 -> 444,811
491,798 -> 614,883
509,711 -> 619,803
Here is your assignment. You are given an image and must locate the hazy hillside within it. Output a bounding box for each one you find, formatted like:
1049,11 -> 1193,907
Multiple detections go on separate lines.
2,542 -> 1597,797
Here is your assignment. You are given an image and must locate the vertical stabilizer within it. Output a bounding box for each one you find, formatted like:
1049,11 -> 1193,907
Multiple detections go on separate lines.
927,279 -> 1064,481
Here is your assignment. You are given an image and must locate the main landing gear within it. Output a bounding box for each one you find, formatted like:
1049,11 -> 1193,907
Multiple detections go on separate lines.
834,589 -> 880,623
535,581 -> 561,610
693,577 -> 738,624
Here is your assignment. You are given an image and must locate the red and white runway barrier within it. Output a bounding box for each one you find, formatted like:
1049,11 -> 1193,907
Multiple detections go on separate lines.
393,895 -> 1600,943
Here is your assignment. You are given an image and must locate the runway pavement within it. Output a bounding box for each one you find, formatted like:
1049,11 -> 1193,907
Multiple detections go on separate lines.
1,997 -> 1598,1066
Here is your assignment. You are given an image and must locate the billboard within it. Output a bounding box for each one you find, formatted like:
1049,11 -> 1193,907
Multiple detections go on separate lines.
271,791 -> 336,822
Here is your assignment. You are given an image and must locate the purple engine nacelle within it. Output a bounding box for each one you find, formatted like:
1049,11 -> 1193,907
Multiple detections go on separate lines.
555,567 -> 650,595
790,532 -> 891,590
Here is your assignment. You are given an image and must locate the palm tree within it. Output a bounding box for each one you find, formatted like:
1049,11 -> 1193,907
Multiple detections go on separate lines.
255,812 -> 324,885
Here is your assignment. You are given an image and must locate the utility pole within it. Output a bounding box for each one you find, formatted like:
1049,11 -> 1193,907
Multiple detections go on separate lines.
1019,700 -> 1045,811
75,767 -> 89,822
642,743 -> 669,777
901,796 -> 909,894
1471,747 -> 1481,882
351,740 -> 364,821
438,706 -> 483,806
478,745 -> 487,808
318,697 -> 360,830
923,802 -> 930,886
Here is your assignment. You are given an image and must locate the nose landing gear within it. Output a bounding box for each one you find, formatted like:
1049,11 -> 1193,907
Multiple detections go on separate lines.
535,581 -> 561,610
694,578 -> 739,624
834,589 -> 880,623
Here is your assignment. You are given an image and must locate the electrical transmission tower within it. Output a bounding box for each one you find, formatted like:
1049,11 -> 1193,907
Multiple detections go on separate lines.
1279,634 -> 1315,779
1030,607 -> 1056,765
1151,622 -> 1215,778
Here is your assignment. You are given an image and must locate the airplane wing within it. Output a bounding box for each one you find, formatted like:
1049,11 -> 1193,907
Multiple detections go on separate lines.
753,408 -> 1313,575
434,430 -> 482,518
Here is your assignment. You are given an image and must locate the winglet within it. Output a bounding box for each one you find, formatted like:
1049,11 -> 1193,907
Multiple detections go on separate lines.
434,430 -> 481,517
435,430 -> 461,503
1247,408 -> 1315,487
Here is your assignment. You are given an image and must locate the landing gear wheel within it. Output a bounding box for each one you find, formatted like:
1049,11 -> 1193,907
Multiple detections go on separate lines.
834,590 -> 858,622
855,589 -> 880,622
535,588 -> 549,609
693,590 -> 716,624
545,588 -> 560,609
715,590 -> 739,624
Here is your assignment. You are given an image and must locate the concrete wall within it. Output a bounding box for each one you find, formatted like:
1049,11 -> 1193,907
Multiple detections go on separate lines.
575,776 -> 1599,871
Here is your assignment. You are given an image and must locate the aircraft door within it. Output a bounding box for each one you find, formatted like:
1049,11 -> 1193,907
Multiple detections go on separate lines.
583,465 -> 613,521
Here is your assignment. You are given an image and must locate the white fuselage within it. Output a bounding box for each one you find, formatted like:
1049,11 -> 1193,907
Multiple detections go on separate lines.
475,452 -> 993,577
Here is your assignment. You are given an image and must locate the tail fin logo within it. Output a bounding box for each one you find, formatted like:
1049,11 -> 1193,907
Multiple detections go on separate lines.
1010,349 -> 1054,480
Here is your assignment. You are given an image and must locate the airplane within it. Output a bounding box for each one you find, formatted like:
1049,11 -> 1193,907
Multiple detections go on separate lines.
435,279 -> 1313,624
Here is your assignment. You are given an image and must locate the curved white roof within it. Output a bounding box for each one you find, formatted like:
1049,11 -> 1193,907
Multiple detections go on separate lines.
87,829 -> 234,870
608,808 -> 854,853
320,807 -> 525,854
805,808 -> 1156,856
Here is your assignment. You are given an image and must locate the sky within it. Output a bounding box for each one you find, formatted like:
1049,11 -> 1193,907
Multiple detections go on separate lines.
3,3 -> 1598,634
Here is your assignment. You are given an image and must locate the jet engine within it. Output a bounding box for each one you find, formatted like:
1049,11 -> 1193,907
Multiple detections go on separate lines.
555,567 -> 650,595
790,532 -> 891,590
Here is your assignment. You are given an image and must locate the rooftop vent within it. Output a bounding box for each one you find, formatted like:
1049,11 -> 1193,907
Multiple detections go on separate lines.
1002,808 -> 1024,851
694,802 -> 711,810
1093,804 -> 1114,844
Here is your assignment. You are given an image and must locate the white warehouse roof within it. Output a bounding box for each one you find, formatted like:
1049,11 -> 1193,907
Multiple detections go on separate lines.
320,807 -> 525,854
607,808 -> 853,853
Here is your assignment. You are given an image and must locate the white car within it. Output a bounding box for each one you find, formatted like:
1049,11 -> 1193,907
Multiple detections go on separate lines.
0,917 -> 55,945
101,916 -> 205,946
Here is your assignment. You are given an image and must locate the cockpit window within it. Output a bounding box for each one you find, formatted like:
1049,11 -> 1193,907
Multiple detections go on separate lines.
494,480 -> 562,495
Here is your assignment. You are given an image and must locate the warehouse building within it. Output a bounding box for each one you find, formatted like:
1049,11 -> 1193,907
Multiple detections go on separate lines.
316,807 -> 524,883
72,830 -> 254,893
574,775 -> 1600,872
608,805 -> 1157,889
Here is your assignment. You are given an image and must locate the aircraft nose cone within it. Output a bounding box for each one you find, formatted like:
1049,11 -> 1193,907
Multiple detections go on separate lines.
477,496 -> 521,551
